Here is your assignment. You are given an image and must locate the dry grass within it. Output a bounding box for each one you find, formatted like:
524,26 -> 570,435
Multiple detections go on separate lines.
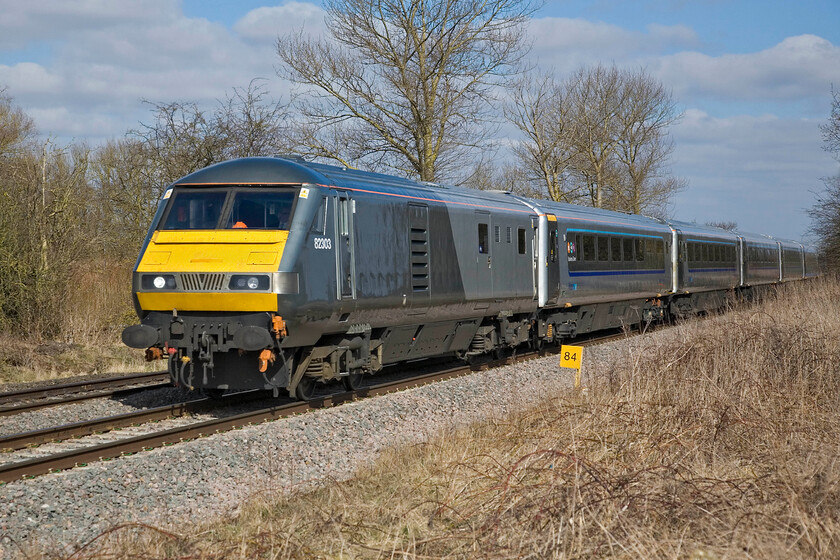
32,278 -> 840,559
0,338 -> 156,385
0,259 -> 153,386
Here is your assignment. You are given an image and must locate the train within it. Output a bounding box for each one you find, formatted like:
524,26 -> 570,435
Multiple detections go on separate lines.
121,157 -> 819,399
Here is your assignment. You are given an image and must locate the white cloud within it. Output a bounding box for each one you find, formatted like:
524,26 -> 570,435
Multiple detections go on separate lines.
0,0 -> 180,49
669,110 -> 834,240
235,2 -> 327,43
656,34 -> 840,102
0,62 -> 60,93
526,17 -> 701,72
0,2 -> 307,141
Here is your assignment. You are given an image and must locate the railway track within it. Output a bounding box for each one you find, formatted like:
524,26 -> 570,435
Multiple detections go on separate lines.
0,371 -> 170,416
0,330 -> 632,483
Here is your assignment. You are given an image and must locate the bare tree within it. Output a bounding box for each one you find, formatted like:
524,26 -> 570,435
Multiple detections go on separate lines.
276,0 -> 538,182
506,73 -> 582,203
706,220 -> 738,231
565,65 -> 628,208
0,88 -> 36,157
610,68 -> 683,216
89,138 -> 159,260
508,64 -> 683,215
214,79 -> 291,160
127,80 -> 291,192
822,85 -> 840,155
810,86 -> 840,270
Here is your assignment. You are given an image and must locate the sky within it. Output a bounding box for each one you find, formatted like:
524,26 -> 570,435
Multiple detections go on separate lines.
0,0 -> 838,242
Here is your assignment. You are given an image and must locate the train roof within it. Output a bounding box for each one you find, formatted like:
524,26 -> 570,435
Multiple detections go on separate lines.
667,220 -> 738,240
172,157 -> 677,231
170,158 -> 808,244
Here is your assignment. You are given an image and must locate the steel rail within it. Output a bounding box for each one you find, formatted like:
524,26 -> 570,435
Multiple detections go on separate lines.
0,371 -> 169,405
0,390 -> 267,452
0,376 -> 171,418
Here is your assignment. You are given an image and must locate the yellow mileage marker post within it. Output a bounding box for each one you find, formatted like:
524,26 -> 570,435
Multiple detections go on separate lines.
559,344 -> 584,388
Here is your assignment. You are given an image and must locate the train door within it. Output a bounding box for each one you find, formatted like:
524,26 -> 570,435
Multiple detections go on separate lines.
545,214 -> 560,304
475,211 -> 493,301
408,204 -> 430,313
673,228 -> 684,292
531,217 -> 539,300
335,191 -> 356,300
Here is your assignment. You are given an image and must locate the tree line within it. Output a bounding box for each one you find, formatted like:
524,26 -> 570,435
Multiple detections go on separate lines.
0,0 -> 765,342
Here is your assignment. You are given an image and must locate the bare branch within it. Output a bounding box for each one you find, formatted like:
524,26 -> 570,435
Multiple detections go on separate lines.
277,0 -> 539,181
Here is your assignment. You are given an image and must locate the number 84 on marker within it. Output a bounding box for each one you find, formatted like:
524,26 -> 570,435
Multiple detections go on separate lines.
559,345 -> 583,370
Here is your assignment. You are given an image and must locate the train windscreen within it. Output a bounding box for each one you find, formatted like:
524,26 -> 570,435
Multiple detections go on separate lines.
160,187 -> 297,230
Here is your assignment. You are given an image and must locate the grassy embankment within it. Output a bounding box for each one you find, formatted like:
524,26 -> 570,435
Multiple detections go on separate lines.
0,265 -> 153,386
36,277 -> 840,558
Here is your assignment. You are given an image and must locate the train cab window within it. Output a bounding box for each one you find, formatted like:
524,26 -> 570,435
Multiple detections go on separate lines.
225,191 -> 296,229
610,237 -> 622,262
597,236 -> 608,261
582,235 -> 595,261
623,238 -> 633,262
161,189 -> 227,230
478,223 -> 489,254
310,197 -> 327,234
517,228 -> 526,254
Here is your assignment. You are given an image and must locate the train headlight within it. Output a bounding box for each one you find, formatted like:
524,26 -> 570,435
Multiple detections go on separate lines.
229,275 -> 270,291
141,274 -> 176,290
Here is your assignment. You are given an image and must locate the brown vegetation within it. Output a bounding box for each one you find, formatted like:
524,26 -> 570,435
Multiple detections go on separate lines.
56,278 -> 840,559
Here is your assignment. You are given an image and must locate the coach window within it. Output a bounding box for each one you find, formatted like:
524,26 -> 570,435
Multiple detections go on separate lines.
597,236 -> 608,262
623,238 -> 633,263
635,239 -> 645,262
478,223 -> 488,254
582,235 -> 595,261
654,239 -> 664,266
610,237 -> 622,262
517,228 -> 526,254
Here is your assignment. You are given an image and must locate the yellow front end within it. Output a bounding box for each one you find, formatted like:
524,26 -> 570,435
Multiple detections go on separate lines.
136,229 -> 288,312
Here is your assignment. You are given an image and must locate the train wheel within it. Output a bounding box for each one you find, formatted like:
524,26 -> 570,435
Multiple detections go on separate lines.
295,376 -> 316,401
343,371 -> 364,391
